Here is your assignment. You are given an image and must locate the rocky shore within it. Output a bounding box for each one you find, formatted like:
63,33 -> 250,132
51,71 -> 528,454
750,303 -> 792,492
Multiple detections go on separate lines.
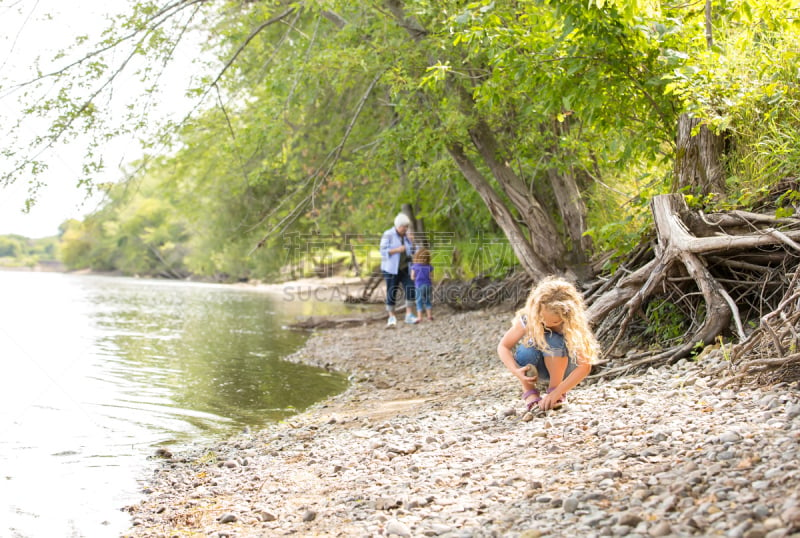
123,307 -> 800,538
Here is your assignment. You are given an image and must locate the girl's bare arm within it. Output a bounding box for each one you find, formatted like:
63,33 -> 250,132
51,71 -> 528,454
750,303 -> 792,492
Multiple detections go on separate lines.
497,321 -> 530,382
540,362 -> 590,410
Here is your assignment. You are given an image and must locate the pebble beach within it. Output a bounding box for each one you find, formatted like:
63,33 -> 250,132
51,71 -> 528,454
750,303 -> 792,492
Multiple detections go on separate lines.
122,306 -> 800,538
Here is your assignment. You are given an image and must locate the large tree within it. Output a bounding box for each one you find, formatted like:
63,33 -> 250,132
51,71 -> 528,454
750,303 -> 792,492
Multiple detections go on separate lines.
4,0 -> 799,287
1,0 -> 687,276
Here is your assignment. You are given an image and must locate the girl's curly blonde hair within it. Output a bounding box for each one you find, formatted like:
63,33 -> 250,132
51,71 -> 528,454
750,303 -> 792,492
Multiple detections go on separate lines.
515,275 -> 600,365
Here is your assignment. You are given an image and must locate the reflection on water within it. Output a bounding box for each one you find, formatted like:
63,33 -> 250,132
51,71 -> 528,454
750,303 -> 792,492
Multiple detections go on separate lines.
88,277 -> 349,433
0,272 -> 353,537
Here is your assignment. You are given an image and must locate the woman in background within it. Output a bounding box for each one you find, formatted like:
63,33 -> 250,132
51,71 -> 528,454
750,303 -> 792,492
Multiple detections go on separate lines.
379,212 -> 417,327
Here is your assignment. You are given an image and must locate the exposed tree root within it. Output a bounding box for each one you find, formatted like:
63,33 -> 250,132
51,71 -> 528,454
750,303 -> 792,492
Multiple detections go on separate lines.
587,190 -> 800,384
709,269 -> 800,387
434,271 -> 532,311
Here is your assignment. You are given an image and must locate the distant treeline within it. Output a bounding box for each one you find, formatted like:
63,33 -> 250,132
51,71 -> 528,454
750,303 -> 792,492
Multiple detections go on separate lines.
0,234 -> 60,269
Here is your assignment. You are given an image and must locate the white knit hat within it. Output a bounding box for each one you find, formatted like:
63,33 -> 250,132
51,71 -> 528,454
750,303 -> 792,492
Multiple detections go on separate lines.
394,213 -> 411,228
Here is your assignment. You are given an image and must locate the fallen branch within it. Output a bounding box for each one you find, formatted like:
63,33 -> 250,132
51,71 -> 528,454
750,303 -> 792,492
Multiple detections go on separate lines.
288,312 -> 386,330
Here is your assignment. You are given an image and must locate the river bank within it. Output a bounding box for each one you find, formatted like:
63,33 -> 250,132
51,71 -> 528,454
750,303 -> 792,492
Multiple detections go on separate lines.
122,303 -> 800,537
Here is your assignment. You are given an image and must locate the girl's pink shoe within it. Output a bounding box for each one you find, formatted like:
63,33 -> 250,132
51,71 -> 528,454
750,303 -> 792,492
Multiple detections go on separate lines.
522,389 -> 541,411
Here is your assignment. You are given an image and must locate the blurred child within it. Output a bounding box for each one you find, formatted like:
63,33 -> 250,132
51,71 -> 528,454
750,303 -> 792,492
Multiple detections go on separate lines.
410,248 -> 434,322
497,276 -> 599,412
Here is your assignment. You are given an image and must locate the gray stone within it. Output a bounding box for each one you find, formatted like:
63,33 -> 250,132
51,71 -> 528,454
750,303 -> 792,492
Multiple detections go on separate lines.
648,521 -> 671,537
617,513 -> 643,527
217,513 -> 237,524
564,496 -> 580,513
385,519 -> 412,537
719,431 -> 742,443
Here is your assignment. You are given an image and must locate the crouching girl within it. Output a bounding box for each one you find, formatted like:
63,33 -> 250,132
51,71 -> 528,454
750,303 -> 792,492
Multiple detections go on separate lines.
497,276 -> 600,412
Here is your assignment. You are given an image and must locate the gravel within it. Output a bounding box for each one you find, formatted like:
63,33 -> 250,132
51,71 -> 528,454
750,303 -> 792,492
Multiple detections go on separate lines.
122,308 -> 800,537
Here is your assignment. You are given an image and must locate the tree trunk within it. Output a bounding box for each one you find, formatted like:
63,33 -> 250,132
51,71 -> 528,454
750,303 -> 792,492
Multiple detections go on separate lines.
447,142 -> 552,279
547,166 -> 591,267
547,118 -> 592,268
675,113 -> 726,195
401,202 -> 429,249
468,120 -> 566,267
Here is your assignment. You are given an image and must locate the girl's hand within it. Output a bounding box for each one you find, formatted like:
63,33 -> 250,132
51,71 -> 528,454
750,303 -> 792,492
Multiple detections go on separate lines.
539,389 -> 562,411
516,364 -> 537,383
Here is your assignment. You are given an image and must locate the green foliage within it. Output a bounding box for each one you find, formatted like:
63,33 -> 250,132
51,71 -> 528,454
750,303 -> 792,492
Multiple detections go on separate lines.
775,189 -> 800,218
664,0 -> 800,198
8,0 -> 800,282
58,220 -> 95,270
0,236 -> 24,258
690,339 -> 706,360
58,176 -> 191,277
449,236 -> 520,280
682,183 -> 800,219
583,164 -> 669,271
0,234 -> 59,268
643,298 -> 690,346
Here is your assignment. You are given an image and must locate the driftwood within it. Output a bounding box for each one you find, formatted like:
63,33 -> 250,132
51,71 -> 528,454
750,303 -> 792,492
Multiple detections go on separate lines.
288,311 -> 387,330
434,271 -> 532,311
343,268 -> 532,310
708,269 -> 800,387
344,270 -> 383,304
587,191 -> 800,382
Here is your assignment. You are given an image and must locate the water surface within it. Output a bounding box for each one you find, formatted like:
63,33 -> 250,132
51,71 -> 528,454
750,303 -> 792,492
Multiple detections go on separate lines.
0,271 -> 352,537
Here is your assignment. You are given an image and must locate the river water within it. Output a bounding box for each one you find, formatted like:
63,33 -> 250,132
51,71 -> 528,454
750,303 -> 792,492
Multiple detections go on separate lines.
0,271 -> 353,537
